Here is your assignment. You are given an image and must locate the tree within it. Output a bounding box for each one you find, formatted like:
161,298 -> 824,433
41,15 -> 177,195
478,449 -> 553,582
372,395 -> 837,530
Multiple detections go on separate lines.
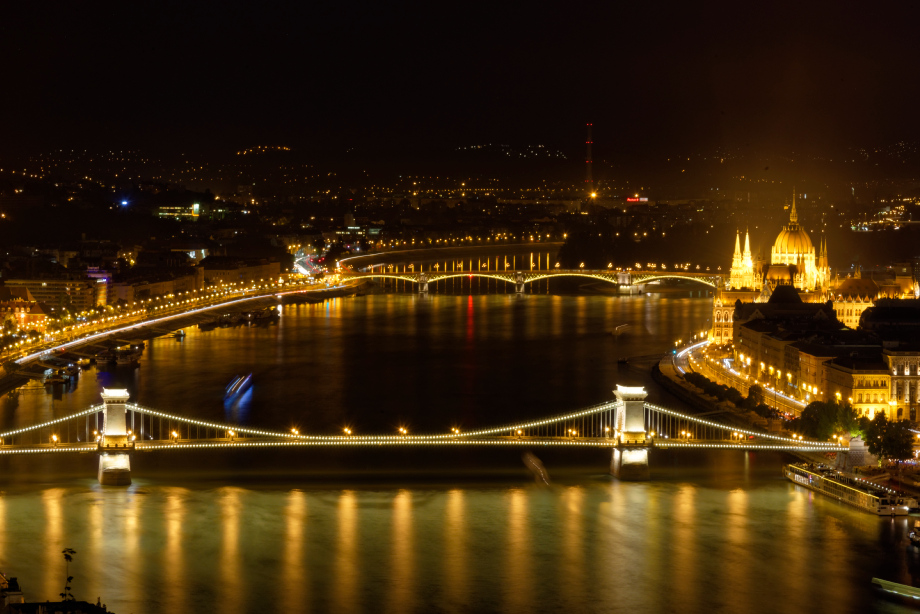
793,401 -> 863,441
859,413 -> 914,462
798,401 -> 838,440
836,403 -> 863,438
60,547 -> 76,601
747,384 -> 765,408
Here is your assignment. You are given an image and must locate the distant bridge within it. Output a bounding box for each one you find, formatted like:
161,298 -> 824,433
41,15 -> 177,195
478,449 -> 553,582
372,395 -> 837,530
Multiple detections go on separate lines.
0,387 -> 837,483
340,269 -> 724,293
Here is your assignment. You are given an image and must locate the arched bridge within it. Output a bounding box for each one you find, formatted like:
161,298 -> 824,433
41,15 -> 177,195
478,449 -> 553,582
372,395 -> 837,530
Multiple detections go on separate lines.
340,269 -> 724,292
0,387 -> 837,483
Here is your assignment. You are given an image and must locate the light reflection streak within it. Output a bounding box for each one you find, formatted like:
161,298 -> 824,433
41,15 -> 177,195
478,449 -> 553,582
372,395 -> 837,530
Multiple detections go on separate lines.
389,490 -> 414,612
122,490 -> 141,607
561,487 -> 586,601
332,490 -> 358,613
282,490 -> 307,611
42,489 -> 64,599
443,489 -> 466,604
220,488 -> 243,614
723,488 -> 748,611
163,488 -> 186,611
671,485 -> 697,606
504,488 -> 532,611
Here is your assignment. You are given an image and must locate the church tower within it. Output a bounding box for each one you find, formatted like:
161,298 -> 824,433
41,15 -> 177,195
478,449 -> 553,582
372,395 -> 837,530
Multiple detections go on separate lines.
729,231 -> 744,289
741,229 -> 757,289
729,229 -> 758,290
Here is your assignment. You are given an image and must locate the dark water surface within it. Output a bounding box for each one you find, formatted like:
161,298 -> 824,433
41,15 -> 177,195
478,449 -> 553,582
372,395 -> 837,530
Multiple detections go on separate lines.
0,294 -> 914,612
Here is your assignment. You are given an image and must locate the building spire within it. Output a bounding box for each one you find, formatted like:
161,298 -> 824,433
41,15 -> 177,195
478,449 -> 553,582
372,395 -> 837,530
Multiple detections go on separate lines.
790,188 -> 798,225
743,228 -> 751,256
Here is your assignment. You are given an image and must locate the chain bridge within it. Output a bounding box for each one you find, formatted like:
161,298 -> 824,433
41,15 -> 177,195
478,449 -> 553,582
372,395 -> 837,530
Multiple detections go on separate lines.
0,387 -> 837,484
340,268 -> 724,293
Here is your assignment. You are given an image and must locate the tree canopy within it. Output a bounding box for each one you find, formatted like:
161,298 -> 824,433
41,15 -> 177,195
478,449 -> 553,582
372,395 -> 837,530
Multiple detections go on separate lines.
790,401 -> 862,441
858,412 -> 914,462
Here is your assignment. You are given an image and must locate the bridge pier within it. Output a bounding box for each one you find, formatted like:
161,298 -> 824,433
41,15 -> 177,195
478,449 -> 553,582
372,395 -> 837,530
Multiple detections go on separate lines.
98,388 -> 132,485
418,274 -> 428,294
616,272 -> 637,294
611,385 -> 650,480
514,272 -> 525,293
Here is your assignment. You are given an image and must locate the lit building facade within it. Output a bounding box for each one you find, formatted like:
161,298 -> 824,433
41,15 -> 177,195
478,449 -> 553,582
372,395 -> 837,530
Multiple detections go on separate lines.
885,349 -> 920,421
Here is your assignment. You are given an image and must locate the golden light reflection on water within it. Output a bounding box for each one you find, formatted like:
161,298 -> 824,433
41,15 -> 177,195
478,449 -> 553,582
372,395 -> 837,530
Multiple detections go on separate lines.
162,488 -> 186,612
0,497 -> 5,566
504,488 -> 532,612
561,486 -> 586,602
443,489 -> 467,605
784,486 -> 809,596
219,488 -> 243,614
722,488 -> 749,612
332,490 -> 358,613
671,485 -> 698,606
121,491 -> 141,607
388,489 -> 414,613
42,489 -> 64,599
282,489 -> 307,612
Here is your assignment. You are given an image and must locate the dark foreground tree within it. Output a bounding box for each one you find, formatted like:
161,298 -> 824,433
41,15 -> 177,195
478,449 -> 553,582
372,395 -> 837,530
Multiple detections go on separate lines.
60,547 -> 76,601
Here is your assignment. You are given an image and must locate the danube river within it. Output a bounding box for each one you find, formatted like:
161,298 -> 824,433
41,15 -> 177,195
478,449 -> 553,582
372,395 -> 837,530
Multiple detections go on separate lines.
0,288 -> 916,612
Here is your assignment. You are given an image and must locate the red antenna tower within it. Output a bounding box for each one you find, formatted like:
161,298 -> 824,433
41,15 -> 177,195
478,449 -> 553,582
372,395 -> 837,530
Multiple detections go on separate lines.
585,123 -> 594,198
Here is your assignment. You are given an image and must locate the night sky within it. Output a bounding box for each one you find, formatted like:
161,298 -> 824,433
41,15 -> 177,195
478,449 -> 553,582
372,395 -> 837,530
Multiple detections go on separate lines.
3,2 -> 919,162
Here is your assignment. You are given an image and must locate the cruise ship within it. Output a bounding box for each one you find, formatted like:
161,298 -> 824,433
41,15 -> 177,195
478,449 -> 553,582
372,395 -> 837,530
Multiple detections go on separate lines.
784,463 -> 914,516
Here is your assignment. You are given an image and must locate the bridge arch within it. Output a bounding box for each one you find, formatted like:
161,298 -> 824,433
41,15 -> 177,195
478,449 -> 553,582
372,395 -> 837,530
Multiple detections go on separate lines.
523,272 -> 618,285
343,273 -> 420,283
427,273 -> 516,284
629,273 -> 721,289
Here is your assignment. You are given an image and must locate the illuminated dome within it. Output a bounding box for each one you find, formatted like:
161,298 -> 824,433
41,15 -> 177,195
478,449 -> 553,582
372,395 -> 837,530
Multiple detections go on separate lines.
773,226 -> 813,254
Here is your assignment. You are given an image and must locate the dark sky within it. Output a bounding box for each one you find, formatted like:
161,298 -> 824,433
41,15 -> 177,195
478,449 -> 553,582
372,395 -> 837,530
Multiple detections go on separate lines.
2,1 -> 919,161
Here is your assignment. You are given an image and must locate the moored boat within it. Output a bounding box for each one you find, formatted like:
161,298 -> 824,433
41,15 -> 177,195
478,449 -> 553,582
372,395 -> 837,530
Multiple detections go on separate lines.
784,463 -> 910,516
114,350 -> 140,365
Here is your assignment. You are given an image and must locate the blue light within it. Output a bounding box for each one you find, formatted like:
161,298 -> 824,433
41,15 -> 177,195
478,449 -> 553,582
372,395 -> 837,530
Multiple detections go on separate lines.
121,200 -> 128,206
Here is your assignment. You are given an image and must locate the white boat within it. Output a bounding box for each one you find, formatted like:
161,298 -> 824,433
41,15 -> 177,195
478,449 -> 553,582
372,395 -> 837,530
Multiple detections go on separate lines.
784,464 -> 910,516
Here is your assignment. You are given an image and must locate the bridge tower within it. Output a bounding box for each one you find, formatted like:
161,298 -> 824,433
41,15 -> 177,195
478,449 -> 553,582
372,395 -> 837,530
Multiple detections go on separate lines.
98,388 -> 132,485
616,271 -> 640,294
514,271 -> 525,293
611,385 -> 650,480
417,273 -> 429,294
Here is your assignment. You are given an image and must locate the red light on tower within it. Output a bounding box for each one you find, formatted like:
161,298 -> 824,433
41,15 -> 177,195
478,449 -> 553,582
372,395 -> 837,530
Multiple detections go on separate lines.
585,123 -> 593,196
